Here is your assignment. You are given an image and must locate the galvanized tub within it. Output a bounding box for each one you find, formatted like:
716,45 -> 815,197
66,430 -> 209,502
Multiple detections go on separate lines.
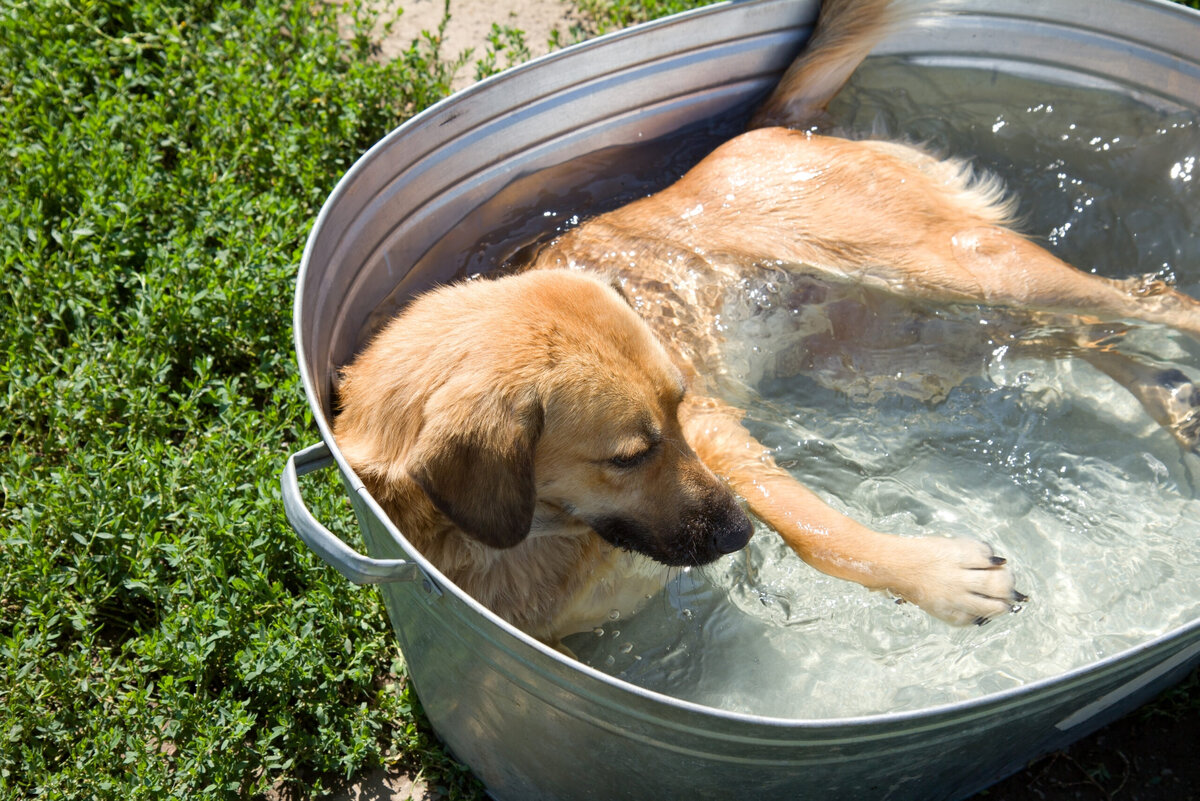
281,0 -> 1200,798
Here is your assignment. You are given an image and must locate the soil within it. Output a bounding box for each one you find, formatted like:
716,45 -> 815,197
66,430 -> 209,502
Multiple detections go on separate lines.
369,0 -> 584,90
329,3 -> 1200,799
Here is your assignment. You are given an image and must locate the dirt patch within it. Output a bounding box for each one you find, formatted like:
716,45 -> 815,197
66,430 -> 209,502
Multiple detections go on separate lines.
373,0 -> 582,90
325,768 -> 432,801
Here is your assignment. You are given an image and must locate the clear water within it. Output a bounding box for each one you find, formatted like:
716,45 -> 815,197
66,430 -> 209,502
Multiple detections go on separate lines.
559,58 -> 1200,718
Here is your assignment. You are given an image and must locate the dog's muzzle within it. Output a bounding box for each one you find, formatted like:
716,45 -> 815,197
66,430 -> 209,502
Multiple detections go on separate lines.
590,492 -> 753,567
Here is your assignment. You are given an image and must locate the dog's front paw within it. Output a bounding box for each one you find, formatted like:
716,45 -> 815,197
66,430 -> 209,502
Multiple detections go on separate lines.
889,536 -> 1027,626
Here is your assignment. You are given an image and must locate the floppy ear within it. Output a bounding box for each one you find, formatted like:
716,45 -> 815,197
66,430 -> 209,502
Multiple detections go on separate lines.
606,278 -> 639,310
405,379 -> 544,549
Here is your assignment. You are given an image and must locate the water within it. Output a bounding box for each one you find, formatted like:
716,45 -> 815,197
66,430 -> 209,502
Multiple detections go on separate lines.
555,58 -> 1200,718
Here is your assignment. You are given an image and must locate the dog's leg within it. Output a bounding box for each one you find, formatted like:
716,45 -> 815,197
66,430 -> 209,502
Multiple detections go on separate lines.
1073,347 -> 1200,453
680,396 -> 1025,624
1000,329 -> 1200,452
937,227 -> 1200,341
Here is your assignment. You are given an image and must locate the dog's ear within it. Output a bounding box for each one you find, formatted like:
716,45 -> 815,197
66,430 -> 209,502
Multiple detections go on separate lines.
405,380 -> 544,549
607,278 -> 636,309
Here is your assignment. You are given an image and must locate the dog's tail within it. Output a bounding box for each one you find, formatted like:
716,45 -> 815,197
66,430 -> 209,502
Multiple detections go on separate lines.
749,0 -> 935,131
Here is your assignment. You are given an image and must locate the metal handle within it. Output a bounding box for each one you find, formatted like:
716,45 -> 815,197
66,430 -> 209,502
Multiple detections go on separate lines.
282,441 -> 422,585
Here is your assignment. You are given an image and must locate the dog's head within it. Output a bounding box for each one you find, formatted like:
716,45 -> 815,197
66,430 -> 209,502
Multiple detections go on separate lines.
367,269 -> 752,566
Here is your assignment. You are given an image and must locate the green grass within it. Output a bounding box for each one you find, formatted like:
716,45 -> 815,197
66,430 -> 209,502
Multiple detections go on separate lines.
1,0 -> 1196,800
0,1 -> 470,797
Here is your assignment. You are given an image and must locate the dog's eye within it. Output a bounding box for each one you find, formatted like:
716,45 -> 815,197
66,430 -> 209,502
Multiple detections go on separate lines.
609,447 -> 653,469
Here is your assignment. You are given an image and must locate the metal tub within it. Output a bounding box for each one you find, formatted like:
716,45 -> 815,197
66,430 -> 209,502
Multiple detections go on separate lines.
281,1 -> 1200,798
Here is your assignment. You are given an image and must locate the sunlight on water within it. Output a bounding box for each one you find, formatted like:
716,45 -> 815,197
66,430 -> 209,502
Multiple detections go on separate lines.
565,59 -> 1200,718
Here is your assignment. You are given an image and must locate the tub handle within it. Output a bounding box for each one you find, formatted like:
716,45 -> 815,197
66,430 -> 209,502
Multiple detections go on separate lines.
282,442 -> 423,585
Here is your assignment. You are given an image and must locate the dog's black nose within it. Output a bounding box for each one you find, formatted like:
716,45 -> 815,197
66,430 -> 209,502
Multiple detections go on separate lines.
711,507 -> 754,555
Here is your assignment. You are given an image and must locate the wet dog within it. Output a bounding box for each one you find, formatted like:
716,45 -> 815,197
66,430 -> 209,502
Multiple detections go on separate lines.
334,0 -> 1200,645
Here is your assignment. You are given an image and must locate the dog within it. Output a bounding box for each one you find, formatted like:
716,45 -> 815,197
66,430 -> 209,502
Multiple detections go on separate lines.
334,0 -> 1200,647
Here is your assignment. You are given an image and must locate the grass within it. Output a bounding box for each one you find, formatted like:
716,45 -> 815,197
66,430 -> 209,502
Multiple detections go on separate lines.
1,0 -> 1196,800
0,1 -> 468,797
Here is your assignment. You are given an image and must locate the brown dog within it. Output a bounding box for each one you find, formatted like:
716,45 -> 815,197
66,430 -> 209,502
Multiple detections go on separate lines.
334,0 -> 1200,645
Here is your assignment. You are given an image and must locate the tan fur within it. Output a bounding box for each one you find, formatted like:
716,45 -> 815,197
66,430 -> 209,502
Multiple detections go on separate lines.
335,0 -> 1200,641
335,270 -> 750,642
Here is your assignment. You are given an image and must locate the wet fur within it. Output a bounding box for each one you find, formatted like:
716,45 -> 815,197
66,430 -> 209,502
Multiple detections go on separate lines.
334,0 -> 1200,643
